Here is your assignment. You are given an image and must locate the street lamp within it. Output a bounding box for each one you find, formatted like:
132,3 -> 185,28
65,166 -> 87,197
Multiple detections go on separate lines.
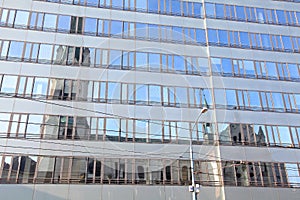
189,107 -> 208,200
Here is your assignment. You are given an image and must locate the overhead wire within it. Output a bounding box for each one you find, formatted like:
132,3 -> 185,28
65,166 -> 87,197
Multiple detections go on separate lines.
0,92 -> 297,171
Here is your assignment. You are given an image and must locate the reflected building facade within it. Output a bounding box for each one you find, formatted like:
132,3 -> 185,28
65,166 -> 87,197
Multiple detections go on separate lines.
0,0 -> 299,200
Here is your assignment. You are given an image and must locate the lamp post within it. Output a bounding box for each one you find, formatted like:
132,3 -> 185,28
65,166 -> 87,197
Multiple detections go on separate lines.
189,107 -> 208,200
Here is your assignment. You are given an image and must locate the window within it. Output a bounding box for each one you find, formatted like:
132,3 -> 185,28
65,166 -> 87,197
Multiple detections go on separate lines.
148,53 -> 160,71
26,115 -> 44,138
226,90 -> 237,108
278,126 -> 292,147
136,84 -> 148,104
285,163 -> 300,187
33,78 -> 49,98
211,58 -> 221,75
240,32 -> 250,47
148,0 -> 158,12
272,93 -> 284,111
0,113 -> 9,136
111,0 -> 123,8
38,44 -> 53,63
1,75 -> 18,94
208,29 -> 218,44
248,91 -> 261,109
205,3 -> 215,17
136,0 -> 147,11
105,118 -> 120,141
215,4 -> 225,19
149,85 -> 161,105
7,41 -> 24,61
218,123 -> 231,144
43,14 -> 57,31
109,50 -> 122,68
214,89 -> 226,108
110,20 -> 123,36
84,18 -> 97,35
14,11 -> 30,28
136,52 -> 148,69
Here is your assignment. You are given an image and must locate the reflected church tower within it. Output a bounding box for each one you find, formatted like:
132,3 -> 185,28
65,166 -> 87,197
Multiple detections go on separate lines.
38,42 -> 91,183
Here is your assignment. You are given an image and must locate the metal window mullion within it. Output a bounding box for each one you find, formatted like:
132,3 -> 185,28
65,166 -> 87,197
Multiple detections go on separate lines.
67,157 -> 72,184
72,116 -> 77,139
90,158 -> 95,184
29,77 -> 35,98
63,116 -> 68,139
251,162 -> 258,186
0,155 -> 5,180
15,156 -> 22,183
100,158 -> 104,184
294,127 -> 300,146
7,113 -> 15,137
6,156 -> 13,183
103,117 -> 107,141
95,117 -> 99,141
15,114 -> 22,138
78,47 -> 83,66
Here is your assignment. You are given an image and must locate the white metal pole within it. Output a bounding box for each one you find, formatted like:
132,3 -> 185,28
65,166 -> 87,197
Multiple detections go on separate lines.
189,107 -> 207,200
190,138 -> 197,200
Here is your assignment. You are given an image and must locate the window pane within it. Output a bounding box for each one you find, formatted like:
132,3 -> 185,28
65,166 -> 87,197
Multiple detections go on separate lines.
218,123 -> 231,144
285,163 -> 300,187
226,90 -> 237,108
276,10 -> 287,24
221,58 -> 232,75
244,61 -> 255,77
43,14 -> 57,31
282,36 -> 293,51
136,0 -> 147,11
148,53 -> 160,71
149,85 -> 161,104
215,4 -> 225,18
214,89 -> 226,108
84,18 -> 97,35
14,11 -> 29,27
176,87 -> 188,106
0,113 -> 10,135
1,75 -> 18,94
111,0 -> 123,8
174,55 -> 185,73
136,52 -> 148,69
211,58 -> 221,74
109,50 -> 122,68
266,62 -> 278,79
288,64 -> 299,80
208,29 -> 218,44
26,115 -> 43,138
33,78 -> 49,98
272,93 -> 284,111
8,41 -> 24,60
38,44 -> 53,63
254,125 -> 267,146
136,23 -> 147,39
1,41 -> 9,59
261,34 -> 271,50
136,84 -> 148,103
249,91 -> 261,109
205,3 -> 215,17
105,118 -> 120,141
148,0 -> 158,12
278,126 -> 291,147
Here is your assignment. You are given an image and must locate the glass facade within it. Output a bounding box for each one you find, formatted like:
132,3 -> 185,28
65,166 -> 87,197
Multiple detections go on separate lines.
0,0 -> 299,199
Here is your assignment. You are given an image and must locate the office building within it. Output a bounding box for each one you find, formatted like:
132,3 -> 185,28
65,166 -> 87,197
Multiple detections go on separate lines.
0,0 -> 299,199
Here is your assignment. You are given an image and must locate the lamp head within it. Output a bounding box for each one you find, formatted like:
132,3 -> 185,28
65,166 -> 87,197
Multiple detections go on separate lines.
201,107 -> 208,114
